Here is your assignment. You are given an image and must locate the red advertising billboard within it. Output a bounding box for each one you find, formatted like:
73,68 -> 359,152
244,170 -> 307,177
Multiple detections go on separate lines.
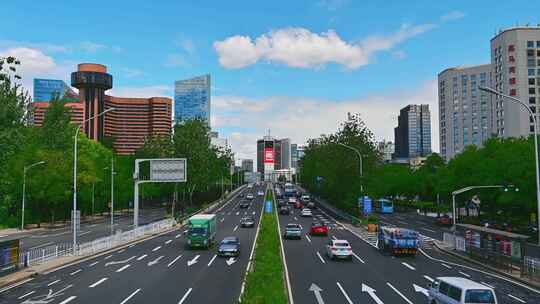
264,148 -> 274,164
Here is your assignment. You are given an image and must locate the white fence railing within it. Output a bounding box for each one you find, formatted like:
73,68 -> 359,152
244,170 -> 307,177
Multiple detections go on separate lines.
19,218 -> 176,268
443,232 -> 455,249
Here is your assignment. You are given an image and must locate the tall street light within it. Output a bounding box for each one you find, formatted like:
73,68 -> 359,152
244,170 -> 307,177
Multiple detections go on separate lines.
337,143 -> 364,192
479,86 -> 540,244
73,107 -> 115,253
21,161 -> 46,230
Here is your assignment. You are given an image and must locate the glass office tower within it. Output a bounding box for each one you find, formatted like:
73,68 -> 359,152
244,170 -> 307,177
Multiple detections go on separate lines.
174,75 -> 211,126
33,78 -> 78,102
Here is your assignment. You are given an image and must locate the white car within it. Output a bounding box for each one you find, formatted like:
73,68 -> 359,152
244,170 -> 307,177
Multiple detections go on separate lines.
246,193 -> 254,200
428,277 -> 497,304
326,239 -> 353,260
247,184 -> 253,189
257,190 -> 264,196
300,208 -> 312,217
301,195 -> 310,203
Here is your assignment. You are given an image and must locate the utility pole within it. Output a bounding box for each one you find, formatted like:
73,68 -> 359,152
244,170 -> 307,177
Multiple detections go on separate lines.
21,161 -> 45,230
92,182 -> 95,216
110,156 -> 115,235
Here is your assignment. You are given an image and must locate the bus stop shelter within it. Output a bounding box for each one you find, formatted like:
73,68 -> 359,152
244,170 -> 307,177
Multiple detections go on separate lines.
0,236 -> 21,277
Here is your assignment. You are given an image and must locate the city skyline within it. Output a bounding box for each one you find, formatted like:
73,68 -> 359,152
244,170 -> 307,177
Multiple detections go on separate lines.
2,1 -> 540,161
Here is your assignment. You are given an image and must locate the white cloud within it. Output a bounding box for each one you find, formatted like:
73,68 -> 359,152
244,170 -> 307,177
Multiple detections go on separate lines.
164,54 -> 191,68
214,80 -> 439,164
392,50 -> 407,59
79,41 -> 107,53
440,11 -> 466,22
213,24 -> 434,69
121,67 -> 144,78
317,0 -> 349,11
109,85 -> 172,98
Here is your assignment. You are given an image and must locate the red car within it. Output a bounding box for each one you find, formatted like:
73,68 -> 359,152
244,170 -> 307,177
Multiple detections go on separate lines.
310,222 -> 328,236
294,202 -> 304,209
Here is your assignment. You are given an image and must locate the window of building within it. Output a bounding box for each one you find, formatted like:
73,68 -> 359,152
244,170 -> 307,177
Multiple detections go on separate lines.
531,97 -> 537,104
509,66 -> 516,74
509,55 -> 515,63
532,125 -> 535,133
509,78 -> 516,85
528,59 -> 536,67
537,41 -> 540,48
530,78 -> 536,85
530,69 -> 536,76
537,50 -> 540,56
508,44 -> 515,52
510,89 -> 517,96
528,41 -> 535,48
530,87 -> 536,95
529,49 -> 536,57
532,106 -> 537,113
538,59 -> 540,66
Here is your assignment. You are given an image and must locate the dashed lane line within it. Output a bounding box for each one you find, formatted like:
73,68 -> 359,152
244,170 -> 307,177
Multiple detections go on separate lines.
420,227 -> 436,233
233,225 -> 239,232
481,282 -> 495,289
137,254 -> 148,261
165,240 -> 172,245
17,291 -> 35,299
208,254 -> 217,267
423,275 -> 434,282
387,282 -> 413,304
336,282 -> 353,304
178,288 -> 193,304
508,294 -> 527,303
175,233 -> 182,239
120,288 -> 141,304
116,264 -> 131,272
58,296 -> 77,304
441,263 -> 452,269
305,234 -> 312,243
152,246 -> 162,252
89,261 -> 99,267
401,262 -> 416,271
104,255 -> 113,260
117,249 -> 125,254
47,279 -> 60,286
70,269 -> 82,275
89,278 -> 108,288
167,254 -> 183,267
316,251 -> 326,264
459,271 -> 471,278
352,252 -> 365,264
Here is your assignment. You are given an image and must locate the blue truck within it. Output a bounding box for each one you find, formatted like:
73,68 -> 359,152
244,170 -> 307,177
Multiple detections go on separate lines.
377,226 -> 419,256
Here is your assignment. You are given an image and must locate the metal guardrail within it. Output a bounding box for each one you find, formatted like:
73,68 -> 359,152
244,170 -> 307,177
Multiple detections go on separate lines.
523,256 -> 540,281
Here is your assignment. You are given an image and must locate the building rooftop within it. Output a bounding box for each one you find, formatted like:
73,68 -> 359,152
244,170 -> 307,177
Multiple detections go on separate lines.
438,64 -> 491,76
491,25 -> 540,41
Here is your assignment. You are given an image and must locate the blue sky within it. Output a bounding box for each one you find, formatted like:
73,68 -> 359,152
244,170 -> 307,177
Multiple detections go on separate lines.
2,0 -> 539,161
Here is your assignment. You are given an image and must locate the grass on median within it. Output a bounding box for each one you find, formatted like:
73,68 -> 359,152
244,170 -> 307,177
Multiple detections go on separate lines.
241,188 -> 288,304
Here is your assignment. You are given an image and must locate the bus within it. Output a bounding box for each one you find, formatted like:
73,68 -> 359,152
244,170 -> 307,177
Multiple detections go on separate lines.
373,199 -> 394,214
284,183 -> 296,198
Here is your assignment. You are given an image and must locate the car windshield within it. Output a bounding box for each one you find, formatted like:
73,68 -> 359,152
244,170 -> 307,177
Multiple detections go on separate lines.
334,242 -> 349,247
287,224 -> 300,229
222,239 -> 238,245
464,289 -> 495,303
189,227 -> 207,236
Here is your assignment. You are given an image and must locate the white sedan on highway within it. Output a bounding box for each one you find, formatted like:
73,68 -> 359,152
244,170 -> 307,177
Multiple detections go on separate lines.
301,208 -> 312,217
326,239 -> 353,260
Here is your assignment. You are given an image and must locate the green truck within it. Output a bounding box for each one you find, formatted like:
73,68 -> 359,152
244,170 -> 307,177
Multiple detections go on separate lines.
186,214 -> 217,249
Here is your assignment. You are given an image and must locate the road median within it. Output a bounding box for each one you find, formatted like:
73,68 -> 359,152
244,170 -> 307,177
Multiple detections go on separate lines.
240,185 -> 288,304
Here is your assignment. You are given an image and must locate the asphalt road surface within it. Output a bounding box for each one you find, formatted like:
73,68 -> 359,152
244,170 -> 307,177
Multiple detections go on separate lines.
279,185 -> 540,304
0,209 -> 167,251
0,185 -> 265,304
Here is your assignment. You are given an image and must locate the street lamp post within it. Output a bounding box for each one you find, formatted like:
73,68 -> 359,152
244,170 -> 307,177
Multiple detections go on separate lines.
21,161 -> 45,230
72,107 -> 114,253
479,86 -> 540,244
110,156 -> 115,236
337,143 -> 364,192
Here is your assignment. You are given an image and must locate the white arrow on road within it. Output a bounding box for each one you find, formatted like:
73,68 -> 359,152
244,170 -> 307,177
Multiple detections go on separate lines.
309,283 -> 325,304
22,284 -> 73,304
362,284 -> 384,304
413,284 -> 429,297
226,257 -> 236,266
147,255 -> 164,266
105,256 -> 135,266
187,255 -> 200,266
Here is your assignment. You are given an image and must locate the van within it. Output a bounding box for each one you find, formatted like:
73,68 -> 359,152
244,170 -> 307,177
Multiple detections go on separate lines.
428,277 -> 497,304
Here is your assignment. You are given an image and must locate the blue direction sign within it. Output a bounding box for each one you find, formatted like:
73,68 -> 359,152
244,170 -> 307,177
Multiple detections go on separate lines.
362,196 -> 372,215
265,200 -> 273,213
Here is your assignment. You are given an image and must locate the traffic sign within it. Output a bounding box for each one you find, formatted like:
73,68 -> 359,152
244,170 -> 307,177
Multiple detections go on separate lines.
150,159 -> 186,182
265,201 -> 273,213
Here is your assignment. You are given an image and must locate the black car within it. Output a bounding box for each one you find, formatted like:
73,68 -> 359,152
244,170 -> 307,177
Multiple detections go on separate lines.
218,236 -> 240,257
240,216 -> 255,228
239,201 -> 250,208
277,199 -> 287,207
279,206 -> 291,215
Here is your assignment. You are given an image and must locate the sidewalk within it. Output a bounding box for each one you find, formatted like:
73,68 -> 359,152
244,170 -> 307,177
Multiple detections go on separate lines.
433,240 -> 540,289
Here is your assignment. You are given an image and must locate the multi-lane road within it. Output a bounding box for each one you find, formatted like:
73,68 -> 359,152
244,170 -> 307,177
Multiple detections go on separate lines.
0,209 -> 167,251
279,185 -> 540,304
0,185 -> 265,304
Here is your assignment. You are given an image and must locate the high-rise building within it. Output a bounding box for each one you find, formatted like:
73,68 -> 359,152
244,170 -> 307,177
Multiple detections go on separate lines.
257,135 -> 275,180
291,144 -> 298,169
438,65 -> 493,161
393,104 -> 432,159
30,102 -> 84,126
174,75 -> 211,125
278,138 -> 291,169
33,78 -> 78,102
377,141 -> 395,163
241,159 -> 254,172
491,27 -> 540,138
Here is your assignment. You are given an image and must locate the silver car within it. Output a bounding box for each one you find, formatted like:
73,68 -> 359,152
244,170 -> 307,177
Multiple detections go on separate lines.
283,223 -> 302,239
325,239 -> 353,260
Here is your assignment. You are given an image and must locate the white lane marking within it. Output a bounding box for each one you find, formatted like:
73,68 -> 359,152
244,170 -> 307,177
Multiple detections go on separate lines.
104,255 -> 113,260
117,249 -> 125,254
29,242 -> 54,250
105,256 -> 136,266
165,239 -> 172,245
305,234 -> 312,243
316,251 -> 326,264
47,279 -> 60,286
294,217 -> 298,221
459,271 -> 471,278
481,282 -> 495,289
152,246 -> 161,252
168,255 -> 183,267
331,235 -> 337,240
17,291 -> 35,299
178,288 -> 193,304
236,211 -> 240,215
89,277 -> 108,288
220,218 -> 225,222
148,255 -> 164,266
79,231 -> 92,236
352,252 -> 365,264
88,224 -> 98,227
89,261 -> 99,267
70,269 -> 82,276
507,294 -> 526,303
336,282 -> 353,304
401,262 -> 416,271
58,296 -> 77,304
387,282 -> 413,304
397,220 -> 408,225
175,233 -> 182,238
420,227 -> 436,233
116,264 -> 131,272
207,254 -> 217,267
137,254 -> 148,261
187,255 -> 200,266
424,275 -> 434,282
441,263 -> 452,269
128,244 -> 135,248
419,247 -> 540,294
233,225 -> 239,232
120,288 -> 141,304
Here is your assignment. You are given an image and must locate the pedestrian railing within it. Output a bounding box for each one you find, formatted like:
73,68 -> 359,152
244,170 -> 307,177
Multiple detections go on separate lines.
443,232 -> 455,249
523,256 -> 540,281
19,218 -> 176,268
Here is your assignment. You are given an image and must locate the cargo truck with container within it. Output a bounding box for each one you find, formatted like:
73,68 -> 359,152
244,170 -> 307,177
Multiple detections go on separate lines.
186,214 -> 217,249
377,226 -> 419,256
